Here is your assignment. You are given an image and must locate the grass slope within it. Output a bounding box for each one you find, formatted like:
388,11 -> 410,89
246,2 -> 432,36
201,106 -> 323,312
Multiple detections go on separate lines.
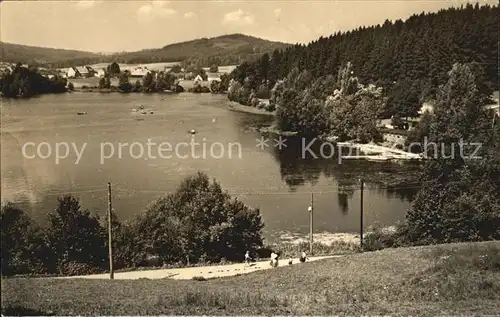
2,241 -> 499,315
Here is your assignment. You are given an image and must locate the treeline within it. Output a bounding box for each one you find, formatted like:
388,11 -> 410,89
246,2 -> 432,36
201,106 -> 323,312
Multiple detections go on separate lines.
1,173 -> 264,276
114,72 -> 184,93
0,63 -> 68,98
229,4 -> 498,119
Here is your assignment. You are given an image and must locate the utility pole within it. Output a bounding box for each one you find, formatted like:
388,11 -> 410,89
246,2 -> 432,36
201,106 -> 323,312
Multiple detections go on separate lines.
107,182 -> 114,280
492,108 -> 497,129
309,193 -> 314,255
360,179 -> 364,251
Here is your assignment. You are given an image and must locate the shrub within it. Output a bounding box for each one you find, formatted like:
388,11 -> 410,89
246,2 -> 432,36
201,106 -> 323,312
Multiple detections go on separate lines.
210,80 -> 222,93
363,223 -> 401,251
45,195 -> 107,274
133,172 -> 264,264
57,261 -> 103,276
192,276 -> 207,281
1,202 -> 47,276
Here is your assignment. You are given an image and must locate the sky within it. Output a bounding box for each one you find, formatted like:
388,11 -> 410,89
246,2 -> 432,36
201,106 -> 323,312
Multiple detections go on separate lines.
0,0 -> 495,53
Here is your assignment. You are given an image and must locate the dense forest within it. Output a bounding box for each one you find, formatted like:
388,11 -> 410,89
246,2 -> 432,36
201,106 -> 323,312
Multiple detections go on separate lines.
229,4 -> 498,119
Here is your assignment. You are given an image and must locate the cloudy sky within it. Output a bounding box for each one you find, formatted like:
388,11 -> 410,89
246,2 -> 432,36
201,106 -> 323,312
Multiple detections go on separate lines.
0,0 -> 494,53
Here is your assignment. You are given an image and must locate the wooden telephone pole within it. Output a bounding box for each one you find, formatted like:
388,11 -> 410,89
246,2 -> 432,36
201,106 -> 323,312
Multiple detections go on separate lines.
108,182 -> 114,280
360,179 -> 364,250
309,193 -> 314,255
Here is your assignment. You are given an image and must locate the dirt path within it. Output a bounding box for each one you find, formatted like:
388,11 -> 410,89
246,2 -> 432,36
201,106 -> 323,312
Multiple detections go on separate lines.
58,255 -> 339,280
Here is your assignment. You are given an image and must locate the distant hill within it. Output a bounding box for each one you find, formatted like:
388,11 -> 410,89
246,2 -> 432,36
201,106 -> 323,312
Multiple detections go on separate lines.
110,34 -> 291,66
0,42 -> 103,68
1,34 -> 291,68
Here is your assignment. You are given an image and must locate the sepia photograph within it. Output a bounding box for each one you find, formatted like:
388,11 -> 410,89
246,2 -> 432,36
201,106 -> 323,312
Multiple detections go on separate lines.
0,0 -> 499,315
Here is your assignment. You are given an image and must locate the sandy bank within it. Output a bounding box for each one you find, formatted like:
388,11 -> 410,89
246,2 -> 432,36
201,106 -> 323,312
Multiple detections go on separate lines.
228,101 -> 276,116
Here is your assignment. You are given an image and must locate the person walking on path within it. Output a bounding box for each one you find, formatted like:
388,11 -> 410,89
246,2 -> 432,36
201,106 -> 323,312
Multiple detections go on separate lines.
270,252 -> 279,268
244,251 -> 252,267
299,251 -> 308,263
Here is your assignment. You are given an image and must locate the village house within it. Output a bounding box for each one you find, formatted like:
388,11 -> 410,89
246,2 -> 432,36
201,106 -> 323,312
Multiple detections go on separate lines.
0,64 -> 13,76
95,68 -> 106,78
66,67 -> 80,78
76,66 -> 89,77
193,74 -> 203,83
66,66 -> 95,78
130,67 -> 149,78
381,128 -> 409,146
418,102 -> 434,115
207,73 -> 221,82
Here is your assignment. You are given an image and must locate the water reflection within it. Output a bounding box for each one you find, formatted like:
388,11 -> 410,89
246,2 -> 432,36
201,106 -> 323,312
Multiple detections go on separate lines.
263,133 -> 420,212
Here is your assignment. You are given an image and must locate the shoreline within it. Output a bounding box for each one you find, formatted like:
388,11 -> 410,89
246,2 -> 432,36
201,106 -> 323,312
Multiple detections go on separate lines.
227,101 -> 276,116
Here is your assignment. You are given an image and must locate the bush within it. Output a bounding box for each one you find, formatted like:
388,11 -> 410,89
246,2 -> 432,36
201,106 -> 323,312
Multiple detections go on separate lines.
57,261 -> 103,276
189,84 -> 210,93
363,223 -> 401,251
210,80 -> 222,93
192,276 -> 207,281
45,195 -> 107,274
133,172 -> 264,264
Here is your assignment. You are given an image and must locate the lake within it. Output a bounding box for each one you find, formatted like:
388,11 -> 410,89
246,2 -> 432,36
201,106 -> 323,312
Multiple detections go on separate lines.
0,93 -> 413,242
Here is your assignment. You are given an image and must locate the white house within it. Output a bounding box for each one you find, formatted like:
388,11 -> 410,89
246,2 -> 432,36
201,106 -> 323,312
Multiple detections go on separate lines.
67,67 -> 80,78
207,73 -> 221,82
95,68 -> 106,77
418,102 -> 434,115
130,67 -> 149,78
193,74 -> 203,83
381,128 -> 408,145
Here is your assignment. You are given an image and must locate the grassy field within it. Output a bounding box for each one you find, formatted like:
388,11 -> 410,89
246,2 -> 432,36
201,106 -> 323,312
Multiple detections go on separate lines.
2,241 -> 499,315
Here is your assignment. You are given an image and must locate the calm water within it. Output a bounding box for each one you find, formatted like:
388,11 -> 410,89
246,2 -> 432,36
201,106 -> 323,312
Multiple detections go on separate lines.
1,93 -> 412,241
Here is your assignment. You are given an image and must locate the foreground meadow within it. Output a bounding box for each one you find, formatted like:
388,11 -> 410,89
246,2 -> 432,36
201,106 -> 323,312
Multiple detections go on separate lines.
2,241 -> 499,315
